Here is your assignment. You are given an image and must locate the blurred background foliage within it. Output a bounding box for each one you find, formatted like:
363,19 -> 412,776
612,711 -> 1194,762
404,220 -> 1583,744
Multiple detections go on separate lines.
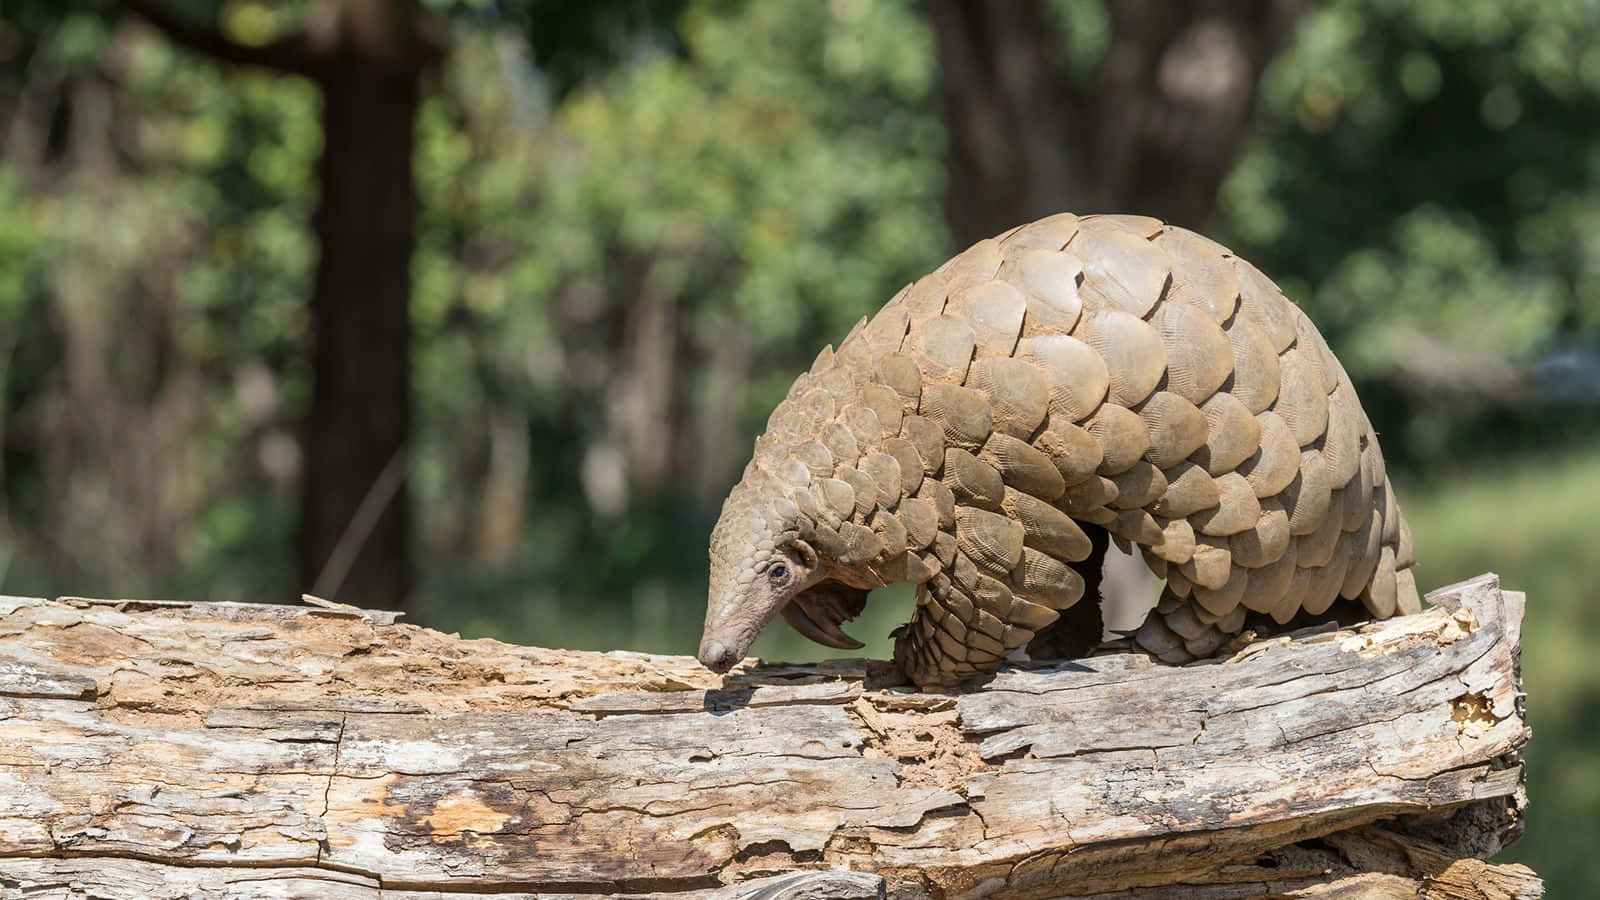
0,0 -> 1596,890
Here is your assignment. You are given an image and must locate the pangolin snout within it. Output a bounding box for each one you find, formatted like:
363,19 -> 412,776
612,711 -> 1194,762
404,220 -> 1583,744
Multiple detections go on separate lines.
697,638 -> 739,673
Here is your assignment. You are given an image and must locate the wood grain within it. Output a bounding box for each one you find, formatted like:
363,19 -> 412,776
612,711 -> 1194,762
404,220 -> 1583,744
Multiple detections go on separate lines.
0,576 -> 1537,898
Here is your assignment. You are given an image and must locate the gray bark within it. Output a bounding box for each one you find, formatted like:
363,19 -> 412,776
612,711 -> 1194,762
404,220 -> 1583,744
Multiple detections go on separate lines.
0,575 -> 1538,898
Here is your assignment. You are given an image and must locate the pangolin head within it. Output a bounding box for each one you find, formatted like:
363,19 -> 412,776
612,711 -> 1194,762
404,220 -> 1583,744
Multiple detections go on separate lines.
698,476 -> 827,673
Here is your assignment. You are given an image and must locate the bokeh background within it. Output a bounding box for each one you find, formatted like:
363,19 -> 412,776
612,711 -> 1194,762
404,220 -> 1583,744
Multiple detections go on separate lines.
1,0 -> 1596,890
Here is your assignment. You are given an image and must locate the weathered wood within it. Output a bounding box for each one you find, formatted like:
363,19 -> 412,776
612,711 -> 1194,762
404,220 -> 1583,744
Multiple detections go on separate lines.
0,575 -> 1537,898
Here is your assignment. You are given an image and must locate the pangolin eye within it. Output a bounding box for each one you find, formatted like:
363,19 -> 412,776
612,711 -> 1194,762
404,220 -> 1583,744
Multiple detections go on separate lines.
768,563 -> 789,584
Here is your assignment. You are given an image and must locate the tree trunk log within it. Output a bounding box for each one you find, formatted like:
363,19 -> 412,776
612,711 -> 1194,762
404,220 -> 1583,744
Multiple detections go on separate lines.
0,575 -> 1538,898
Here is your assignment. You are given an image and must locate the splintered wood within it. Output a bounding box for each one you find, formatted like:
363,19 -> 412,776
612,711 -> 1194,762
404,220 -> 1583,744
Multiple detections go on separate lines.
0,575 -> 1539,898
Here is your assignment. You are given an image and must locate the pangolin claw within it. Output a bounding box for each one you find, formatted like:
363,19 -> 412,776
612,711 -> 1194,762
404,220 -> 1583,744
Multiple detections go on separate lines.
781,597 -> 865,650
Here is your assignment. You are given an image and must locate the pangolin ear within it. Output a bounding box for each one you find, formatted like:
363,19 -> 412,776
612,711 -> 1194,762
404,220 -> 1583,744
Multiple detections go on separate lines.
790,539 -> 819,570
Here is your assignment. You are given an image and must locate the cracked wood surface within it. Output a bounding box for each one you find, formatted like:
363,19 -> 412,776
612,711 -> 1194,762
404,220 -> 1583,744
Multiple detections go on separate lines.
0,575 -> 1537,898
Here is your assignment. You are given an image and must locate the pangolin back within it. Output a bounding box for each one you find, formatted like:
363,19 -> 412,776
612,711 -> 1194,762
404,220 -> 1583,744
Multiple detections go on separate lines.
724,212 -> 1417,687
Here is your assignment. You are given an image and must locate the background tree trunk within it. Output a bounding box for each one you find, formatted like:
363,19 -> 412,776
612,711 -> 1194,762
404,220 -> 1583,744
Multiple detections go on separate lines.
300,43 -> 423,608
928,0 -> 1307,246
123,0 -> 440,609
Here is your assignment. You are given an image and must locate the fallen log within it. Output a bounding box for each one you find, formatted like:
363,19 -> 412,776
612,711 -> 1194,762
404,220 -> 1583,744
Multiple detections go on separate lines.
0,574 -> 1537,898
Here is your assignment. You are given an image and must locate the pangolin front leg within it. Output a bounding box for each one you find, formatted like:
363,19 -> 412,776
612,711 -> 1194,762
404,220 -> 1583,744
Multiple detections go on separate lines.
698,212 -> 1419,688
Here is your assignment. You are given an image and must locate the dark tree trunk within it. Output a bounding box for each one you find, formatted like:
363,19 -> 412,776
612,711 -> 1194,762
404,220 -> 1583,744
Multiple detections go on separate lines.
299,58 -> 420,608
928,0 -> 1085,249
928,0 -> 1307,247
122,0 -> 440,610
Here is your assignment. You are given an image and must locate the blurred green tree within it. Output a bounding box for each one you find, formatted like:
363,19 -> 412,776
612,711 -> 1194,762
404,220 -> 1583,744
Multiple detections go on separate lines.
0,0 -> 321,598
405,0 -> 946,647
1217,0 -> 1600,466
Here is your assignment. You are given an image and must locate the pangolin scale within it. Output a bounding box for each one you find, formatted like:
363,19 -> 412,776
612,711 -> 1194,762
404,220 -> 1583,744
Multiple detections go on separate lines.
699,212 -> 1418,688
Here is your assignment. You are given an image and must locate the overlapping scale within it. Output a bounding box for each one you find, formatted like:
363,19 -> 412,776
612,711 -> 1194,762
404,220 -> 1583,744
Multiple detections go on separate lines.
1071,226 -> 1171,317
1076,310 -> 1167,408
732,214 -> 1420,688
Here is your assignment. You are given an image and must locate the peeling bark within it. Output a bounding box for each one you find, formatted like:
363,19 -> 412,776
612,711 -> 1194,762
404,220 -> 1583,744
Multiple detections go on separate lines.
0,575 -> 1538,898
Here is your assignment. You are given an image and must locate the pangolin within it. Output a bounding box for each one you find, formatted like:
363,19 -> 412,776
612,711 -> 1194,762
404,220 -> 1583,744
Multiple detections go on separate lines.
698,212 -> 1418,688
